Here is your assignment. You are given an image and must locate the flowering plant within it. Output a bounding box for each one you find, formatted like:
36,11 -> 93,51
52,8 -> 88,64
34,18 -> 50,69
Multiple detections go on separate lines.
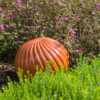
0,0 -> 100,66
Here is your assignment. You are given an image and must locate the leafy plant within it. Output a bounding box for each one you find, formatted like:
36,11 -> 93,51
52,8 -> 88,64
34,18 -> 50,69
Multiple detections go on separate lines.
0,54 -> 100,100
0,0 -> 100,65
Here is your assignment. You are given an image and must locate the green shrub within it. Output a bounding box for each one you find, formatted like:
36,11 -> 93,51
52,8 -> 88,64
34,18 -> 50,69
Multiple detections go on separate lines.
0,0 -> 100,65
0,53 -> 100,100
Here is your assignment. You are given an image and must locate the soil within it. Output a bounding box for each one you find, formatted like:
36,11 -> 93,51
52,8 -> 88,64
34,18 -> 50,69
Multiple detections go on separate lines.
0,62 -> 19,91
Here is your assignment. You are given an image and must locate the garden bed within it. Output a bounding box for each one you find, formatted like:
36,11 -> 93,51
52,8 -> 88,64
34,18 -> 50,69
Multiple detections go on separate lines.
0,62 -> 19,90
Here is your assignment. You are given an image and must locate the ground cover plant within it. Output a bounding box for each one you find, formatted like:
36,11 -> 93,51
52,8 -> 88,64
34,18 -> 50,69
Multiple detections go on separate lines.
0,0 -> 100,66
0,0 -> 100,99
0,53 -> 100,100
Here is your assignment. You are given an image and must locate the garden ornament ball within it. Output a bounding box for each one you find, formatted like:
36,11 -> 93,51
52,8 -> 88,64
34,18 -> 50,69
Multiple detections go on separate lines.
14,37 -> 69,76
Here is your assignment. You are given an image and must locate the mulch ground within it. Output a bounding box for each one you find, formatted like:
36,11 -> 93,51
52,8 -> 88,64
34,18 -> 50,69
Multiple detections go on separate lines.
0,62 -> 19,90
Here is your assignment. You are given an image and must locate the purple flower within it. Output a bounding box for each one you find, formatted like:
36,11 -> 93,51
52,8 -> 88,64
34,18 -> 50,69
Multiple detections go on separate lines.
55,21 -> 59,24
71,30 -> 76,34
64,17 -> 69,20
35,5 -> 39,11
75,38 -> 77,40
57,38 -> 60,40
30,14 -> 34,17
16,38 -> 19,41
20,13 -> 24,16
12,14 -> 15,17
53,6 -> 57,10
16,6 -> 21,11
36,19 -> 40,22
45,2 -> 48,5
97,5 -> 100,9
16,38 -> 20,44
16,6 -> 19,9
75,40 -> 77,43
73,28 -> 78,31
71,26 -> 78,31
30,25 -> 34,29
55,25 -> 59,27
24,25 -> 28,28
8,10 -> 14,12
58,1 -> 63,6
76,15 -> 79,18
14,23 -> 17,27
51,0 -> 54,3
0,7 -> 3,10
94,16 -> 98,19
8,26 -> 12,29
50,26 -> 53,30
16,41 -> 19,44
80,0 -> 83,3
19,4 -> 22,7
23,6 -> 26,9
41,29 -> 45,32
71,30 -> 76,36
1,13 -> 5,17
71,34 -> 75,36
17,0 -> 21,4
89,33 -> 93,37
61,17 -> 69,22
61,18 -> 66,22
92,11 -> 95,15
75,49 -> 82,53
54,17 -> 57,20
8,16 -> 12,19
0,24 -> 5,29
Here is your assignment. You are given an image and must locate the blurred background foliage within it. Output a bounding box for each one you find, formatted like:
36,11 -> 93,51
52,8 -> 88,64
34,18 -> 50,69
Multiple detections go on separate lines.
0,0 -> 100,67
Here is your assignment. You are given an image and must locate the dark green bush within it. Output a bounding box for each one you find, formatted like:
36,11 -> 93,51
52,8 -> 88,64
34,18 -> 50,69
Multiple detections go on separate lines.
0,0 -> 100,65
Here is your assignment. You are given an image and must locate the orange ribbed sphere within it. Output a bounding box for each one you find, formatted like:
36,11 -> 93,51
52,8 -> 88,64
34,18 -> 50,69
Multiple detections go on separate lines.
14,37 -> 69,76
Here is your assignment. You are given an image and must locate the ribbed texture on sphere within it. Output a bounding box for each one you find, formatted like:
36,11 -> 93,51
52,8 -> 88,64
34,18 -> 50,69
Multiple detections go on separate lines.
14,37 -> 69,76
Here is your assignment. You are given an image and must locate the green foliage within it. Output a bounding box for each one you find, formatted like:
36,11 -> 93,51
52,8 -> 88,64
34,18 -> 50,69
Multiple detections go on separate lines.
0,54 -> 100,100
0,0 -> 100,63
